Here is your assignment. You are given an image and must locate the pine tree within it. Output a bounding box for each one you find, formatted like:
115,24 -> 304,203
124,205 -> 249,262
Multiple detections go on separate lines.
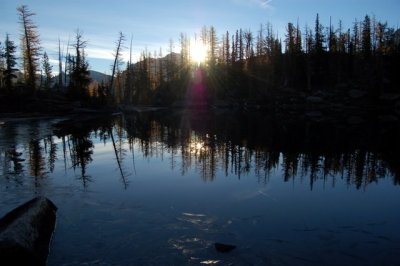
285,23 -> 296,54
376,22 -> 386,54
42,51 -> 52,90
361,15 -> 372,58
69,30 -> 90,99
239,28 -> 244,61
0,41 -> 4,90
243,29 -> 254,59
209,26 -> 217,66
3,34 -> 18,92
231,34 -> 236,64
314,13 -> 325,53
295,20 -> 302,53
338,20 -> 347,53
225,31 -> 230,65
352,19 -> 360,54
17,5 -> 41,94
328,17 -> 338,53
235,30 -> 239,62
256,24 -> 264,57
58,38 -> 63,88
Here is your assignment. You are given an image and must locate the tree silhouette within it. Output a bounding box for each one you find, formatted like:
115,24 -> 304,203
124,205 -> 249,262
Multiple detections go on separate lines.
17,5 -> 41,94
57,38 -> 63,88
68,29 -> 90,99
3,34 -> 18,92
42,51 -> 52,90
110,31 -> 125,102
362,15 -> 372,58
0,41 -> 4,90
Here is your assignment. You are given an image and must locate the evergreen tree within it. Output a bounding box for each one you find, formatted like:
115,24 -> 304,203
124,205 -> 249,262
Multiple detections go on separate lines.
337,20 -> 347,53
69,30 -> 90,99
285,23 -> 296,54
225,31 -> 230,65
256,24 -> 263,57
238,28 -> 244,62
17,5 -> 41,94
209,26 -> 217,66
314,13 -> 325,53
58,38 -> 63,88
376,22 -> 387,54
328,17 -> 338,52
166,39 -> 176,82
0,41 -> 4,90
231,34 -> 236,64
42,51 -> 52,90
235,30 -> 239,62
295,20 -> 302,53
244,29 -> 254,59
3,34 -> 18,92
352,19 -> 361,54
361,15 -> 372,58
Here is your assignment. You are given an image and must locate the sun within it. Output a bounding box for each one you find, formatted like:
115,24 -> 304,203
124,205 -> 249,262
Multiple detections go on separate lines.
190,39 -> 208,65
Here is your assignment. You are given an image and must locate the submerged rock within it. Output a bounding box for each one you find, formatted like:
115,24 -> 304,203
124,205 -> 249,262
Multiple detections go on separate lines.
0,197 -> 57,266
214,242 -> 236,253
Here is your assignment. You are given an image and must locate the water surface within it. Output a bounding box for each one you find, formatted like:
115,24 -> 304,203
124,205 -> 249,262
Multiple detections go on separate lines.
0,110 -> 399,265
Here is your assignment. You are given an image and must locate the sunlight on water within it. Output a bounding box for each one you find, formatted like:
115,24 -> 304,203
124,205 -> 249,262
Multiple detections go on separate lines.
0,112 -> 399,265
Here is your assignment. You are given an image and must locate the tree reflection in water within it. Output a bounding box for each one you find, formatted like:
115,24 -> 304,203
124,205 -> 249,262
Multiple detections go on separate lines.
0,111 -> 399,189
122,110 -> 400,188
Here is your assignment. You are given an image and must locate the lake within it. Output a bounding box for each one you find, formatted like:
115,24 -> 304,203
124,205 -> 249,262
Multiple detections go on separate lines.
1,109 -> 399,265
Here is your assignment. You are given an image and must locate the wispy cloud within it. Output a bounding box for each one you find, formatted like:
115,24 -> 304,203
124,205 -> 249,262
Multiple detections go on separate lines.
233,0 -> 274,9
256,0 -> 273,9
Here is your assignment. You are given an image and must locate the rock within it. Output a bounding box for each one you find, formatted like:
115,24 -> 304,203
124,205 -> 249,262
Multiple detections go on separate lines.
214,242 -> 236,253
0,197 -> 57,266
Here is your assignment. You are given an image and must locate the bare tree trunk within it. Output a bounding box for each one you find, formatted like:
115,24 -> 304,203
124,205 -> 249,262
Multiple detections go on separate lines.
110,32 -> 125,100
58,38 -> 63,89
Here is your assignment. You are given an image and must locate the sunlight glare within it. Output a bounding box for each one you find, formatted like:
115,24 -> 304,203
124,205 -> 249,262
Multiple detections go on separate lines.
190,39 -> 207,65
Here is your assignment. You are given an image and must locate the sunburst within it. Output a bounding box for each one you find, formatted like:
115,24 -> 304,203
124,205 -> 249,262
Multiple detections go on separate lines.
190,39 -> 208,65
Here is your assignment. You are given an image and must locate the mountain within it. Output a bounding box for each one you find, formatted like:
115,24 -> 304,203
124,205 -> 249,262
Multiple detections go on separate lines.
125,52 -> 182,78
89,70 -> 110,83
51,70 -> 110,85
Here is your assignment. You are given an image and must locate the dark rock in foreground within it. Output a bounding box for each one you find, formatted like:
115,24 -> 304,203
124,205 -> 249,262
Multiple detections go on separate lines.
0,197 -> 57,266
214,242 -> 236,253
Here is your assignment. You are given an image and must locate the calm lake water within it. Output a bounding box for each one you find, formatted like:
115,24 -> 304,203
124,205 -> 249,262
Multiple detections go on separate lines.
1,109 -> 399,265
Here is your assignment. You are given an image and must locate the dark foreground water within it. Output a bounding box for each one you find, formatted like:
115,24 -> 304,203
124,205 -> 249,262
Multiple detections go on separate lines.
1,110 -> 399,265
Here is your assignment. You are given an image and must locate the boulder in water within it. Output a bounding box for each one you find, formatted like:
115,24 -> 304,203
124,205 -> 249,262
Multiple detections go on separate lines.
0,197 -> 57,266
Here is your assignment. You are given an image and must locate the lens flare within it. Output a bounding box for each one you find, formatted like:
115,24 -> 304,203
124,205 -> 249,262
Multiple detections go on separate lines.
190,39 -> 207,65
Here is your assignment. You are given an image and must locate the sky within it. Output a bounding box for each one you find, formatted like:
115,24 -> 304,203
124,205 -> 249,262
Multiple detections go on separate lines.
1,0 -> 399,74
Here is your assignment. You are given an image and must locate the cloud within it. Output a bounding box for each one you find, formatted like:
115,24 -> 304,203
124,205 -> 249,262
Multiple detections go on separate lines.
257,0 -> 273,9
233,0 -> 274,9
250,0 -> 273,9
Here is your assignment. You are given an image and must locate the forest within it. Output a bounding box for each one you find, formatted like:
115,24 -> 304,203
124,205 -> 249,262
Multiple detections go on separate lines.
1,5 -> 400,113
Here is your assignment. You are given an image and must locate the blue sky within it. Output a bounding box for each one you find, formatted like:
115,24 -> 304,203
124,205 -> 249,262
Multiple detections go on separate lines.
1,0 -> 399,74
